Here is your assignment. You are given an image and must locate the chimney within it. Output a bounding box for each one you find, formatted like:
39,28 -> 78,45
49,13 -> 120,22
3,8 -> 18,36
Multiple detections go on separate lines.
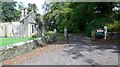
20,8 -> 28,19
21,9 -> 24,18
25,8 -> 27,16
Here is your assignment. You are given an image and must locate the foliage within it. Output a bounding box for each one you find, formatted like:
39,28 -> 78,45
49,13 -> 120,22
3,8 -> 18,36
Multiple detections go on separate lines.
43,2 -> 116,35
1,2 -> 21,22
18,2 -> 25,11
111,2 -> 120,21
85,17 -> 112,37
43,2 -> 73,32
55,33 -> 64,41
32,34 -> 38,38
107,21 -> 120,32
27,3 -> 38,14
45,31 -> 54,36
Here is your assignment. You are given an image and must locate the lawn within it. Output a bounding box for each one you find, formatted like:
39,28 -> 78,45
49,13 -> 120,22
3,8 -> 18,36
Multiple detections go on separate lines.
0,37 -> 33,46
55,33 -> 73,41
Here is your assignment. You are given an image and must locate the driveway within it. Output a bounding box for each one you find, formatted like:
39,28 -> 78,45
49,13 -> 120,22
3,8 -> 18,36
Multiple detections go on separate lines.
3,34 -> 118,65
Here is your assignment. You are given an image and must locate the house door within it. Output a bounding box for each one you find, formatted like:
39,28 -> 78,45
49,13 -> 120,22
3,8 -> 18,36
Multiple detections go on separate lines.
28,24 -> 35,37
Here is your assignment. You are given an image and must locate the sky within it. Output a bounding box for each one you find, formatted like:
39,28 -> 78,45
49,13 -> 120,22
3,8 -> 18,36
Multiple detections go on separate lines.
13,0 -> 119,15
14,0 -> 45,15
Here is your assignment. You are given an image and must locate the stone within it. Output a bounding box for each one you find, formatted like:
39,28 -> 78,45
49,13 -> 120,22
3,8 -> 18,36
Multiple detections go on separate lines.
64,27 -> 68,40
104,26 -> 107,40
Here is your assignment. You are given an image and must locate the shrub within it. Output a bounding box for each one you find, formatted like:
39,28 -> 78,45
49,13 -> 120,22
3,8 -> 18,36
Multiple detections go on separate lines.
32,34 -> 38,38
85,17 -> 112,37
107,21 -> 120,32
45,31 -> 54,36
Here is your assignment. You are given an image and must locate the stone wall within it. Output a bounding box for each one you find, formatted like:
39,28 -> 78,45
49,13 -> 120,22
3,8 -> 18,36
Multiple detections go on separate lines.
0,22 -> 37,37
0,22 -> 23,37
0,34 -> 56,62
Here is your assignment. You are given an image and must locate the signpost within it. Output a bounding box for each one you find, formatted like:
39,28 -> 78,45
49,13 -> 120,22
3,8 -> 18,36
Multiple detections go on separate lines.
95,29 -> 104,39
92,26 -> 107,40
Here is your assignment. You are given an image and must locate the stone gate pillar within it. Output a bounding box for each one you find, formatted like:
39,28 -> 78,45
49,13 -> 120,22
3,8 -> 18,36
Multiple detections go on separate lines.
104,26 -> 107,40
91,30 -> 95,40
64,27 -> 68,41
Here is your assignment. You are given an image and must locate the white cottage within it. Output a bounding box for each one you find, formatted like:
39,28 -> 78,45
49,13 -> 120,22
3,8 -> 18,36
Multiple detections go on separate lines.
0,9 -> 37,37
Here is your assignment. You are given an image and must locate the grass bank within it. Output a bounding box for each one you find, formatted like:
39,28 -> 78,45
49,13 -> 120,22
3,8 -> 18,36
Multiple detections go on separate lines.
0,37 -> 33,46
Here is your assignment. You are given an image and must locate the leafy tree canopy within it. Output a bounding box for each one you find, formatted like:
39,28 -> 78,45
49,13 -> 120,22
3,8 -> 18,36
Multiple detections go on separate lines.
1,2 -> 21,22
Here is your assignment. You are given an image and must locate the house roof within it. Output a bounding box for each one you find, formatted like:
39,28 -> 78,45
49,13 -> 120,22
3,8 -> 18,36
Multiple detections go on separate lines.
20,10 -> 35,23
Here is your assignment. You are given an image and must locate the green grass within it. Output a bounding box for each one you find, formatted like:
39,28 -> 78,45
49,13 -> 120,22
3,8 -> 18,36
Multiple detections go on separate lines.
0,33 -> 72,46
56,33 -> 64,41
56,33 -> 73,41
0,37 -> 33,46
45,31 -> 55,36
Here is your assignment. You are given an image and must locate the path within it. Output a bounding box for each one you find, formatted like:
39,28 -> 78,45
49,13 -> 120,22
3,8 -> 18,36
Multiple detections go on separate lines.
2,34 -> 118,65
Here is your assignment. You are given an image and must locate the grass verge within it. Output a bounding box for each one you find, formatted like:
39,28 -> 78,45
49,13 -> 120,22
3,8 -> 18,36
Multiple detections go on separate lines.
0,37 -> 33,46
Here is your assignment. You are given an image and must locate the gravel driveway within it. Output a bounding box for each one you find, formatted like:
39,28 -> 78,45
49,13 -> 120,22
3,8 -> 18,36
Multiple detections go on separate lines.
3,34 -> 118,65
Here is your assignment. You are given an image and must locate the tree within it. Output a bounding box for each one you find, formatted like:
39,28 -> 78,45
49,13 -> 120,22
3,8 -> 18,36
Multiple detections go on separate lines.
1,2 -> 21,22
18,2 -> 24,11
27,3 -> 38,14
35,14 -> 43,36
42,2 -> 117,36
111,2 -> 120,21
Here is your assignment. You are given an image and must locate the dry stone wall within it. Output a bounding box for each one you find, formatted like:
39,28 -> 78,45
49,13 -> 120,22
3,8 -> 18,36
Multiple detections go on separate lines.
0,34 -> 56,62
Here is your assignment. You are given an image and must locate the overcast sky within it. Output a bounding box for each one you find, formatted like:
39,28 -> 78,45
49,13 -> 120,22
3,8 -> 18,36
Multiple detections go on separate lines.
14,0 -> 45,15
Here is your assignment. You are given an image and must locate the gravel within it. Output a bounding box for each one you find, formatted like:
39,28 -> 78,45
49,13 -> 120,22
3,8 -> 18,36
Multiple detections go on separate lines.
2,35 -> 118,65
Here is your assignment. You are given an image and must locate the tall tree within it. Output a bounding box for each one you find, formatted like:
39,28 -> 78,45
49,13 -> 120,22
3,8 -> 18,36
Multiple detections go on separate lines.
1,2 -> 21,22
27,3 -> 37,14
18,2 -> 24,11
43,2 -> 116,34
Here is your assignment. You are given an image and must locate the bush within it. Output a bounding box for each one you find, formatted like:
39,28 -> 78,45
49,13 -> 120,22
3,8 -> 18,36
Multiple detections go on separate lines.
107,21 -> 120,32
32,34 -> 38,38
85,17 -> 112,37
45,31 -> 54,36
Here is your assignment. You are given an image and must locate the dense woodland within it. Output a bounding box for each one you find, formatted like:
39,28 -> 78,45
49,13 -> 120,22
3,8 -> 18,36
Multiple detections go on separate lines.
1,2 -> 120,37
42,2 -> 120,37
